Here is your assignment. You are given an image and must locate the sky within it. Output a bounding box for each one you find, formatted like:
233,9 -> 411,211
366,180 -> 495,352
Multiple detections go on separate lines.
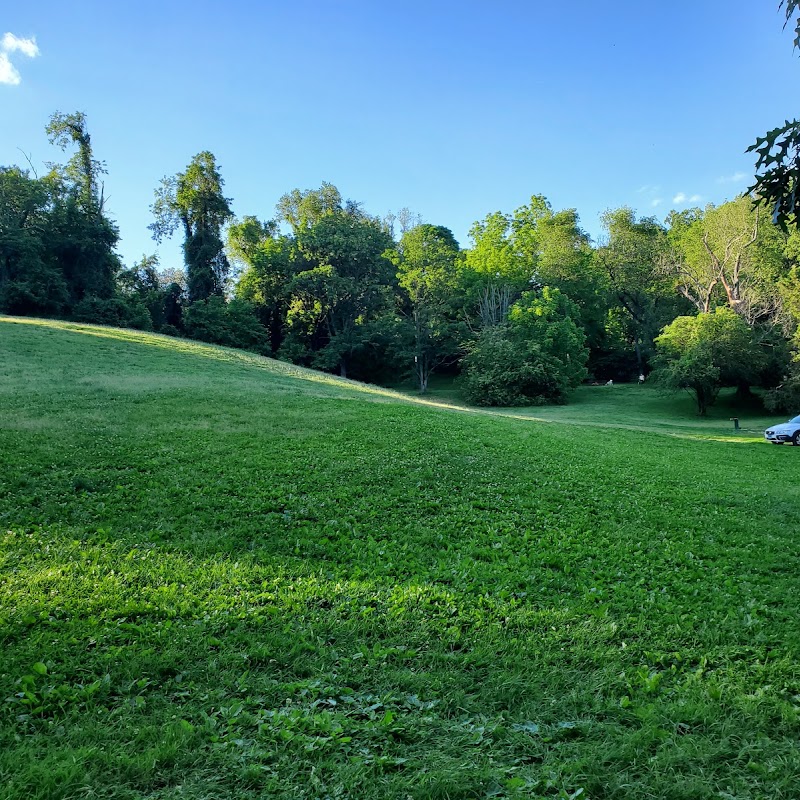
1,0 -> 798,271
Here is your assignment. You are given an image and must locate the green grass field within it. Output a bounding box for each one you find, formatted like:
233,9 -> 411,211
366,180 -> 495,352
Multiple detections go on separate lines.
1,316 -> 799,800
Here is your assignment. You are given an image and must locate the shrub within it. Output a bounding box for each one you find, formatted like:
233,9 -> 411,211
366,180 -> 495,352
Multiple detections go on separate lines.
182,297 -> 268,353
462,288 -> 588,407
0,278 -> 69,317
158,324 -> 182,338
72,295 -> 153,330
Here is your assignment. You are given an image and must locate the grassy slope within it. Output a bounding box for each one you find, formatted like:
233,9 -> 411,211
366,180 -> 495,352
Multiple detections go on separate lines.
393,378 -> 778,443
1,316 -> 799,800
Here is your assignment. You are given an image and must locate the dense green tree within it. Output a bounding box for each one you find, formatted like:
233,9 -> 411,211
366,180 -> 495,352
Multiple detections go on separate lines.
229,216 -> 294,353
654,309 -> 765,414
462,287 -> 588,406
45,111 -> 121,304
665,197 -> 788,325
117,254 -> 185,332
462,197 -> 607,370
0,167 -> 68,314
284,190 -> 395,377
389,224 -> 464,392
462,209 -> 533,329
46,112 -> 105,210
595,208 -> 679,372
150,152 -> 233,302
182,296 -> 268,352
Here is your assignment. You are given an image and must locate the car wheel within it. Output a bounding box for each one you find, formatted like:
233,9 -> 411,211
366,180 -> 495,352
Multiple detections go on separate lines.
792,431 -> 800,446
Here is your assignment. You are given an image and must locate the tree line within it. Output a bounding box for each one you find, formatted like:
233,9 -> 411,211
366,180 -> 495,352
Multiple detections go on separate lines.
2,112 -> 800,414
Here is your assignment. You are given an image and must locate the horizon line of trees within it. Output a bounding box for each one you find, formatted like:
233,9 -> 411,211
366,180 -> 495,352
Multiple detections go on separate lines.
2,111 -> 800,414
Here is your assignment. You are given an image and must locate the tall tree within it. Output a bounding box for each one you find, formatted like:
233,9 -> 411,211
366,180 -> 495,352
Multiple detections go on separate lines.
44,111 -> 120,303
390,224 -> 463,392
276,182 -> 344,232
595,208 -> 675,371
289,203 -> 395,377
150,152 -> 233,303
665,198 -> 788,326
46,111 -> 105,210
229,216 -> 295,353
0,166 -> 68,314
463,209 -> 532,328
272,186 -> 397,376
462,287 -> 588,407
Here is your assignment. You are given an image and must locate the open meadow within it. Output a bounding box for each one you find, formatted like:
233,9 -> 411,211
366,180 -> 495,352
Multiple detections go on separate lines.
1,317 -> 799,799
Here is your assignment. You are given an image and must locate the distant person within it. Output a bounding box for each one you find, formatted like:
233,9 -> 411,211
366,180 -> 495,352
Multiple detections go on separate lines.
605,379 -> 613,386
638,373 -> 645,385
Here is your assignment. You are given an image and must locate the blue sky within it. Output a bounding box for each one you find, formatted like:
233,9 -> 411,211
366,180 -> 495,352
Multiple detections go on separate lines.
1,1 -> 797,270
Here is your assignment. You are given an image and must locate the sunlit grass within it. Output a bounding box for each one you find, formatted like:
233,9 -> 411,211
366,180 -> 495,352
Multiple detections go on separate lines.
1,317 -> 799,799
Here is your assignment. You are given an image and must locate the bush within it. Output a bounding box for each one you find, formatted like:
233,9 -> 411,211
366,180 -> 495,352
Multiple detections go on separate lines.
0,278 -> 69,317
182,297 -> 268,353
462,288 -> 588,407
158,324 -> 182,338
72,295 -> 153,330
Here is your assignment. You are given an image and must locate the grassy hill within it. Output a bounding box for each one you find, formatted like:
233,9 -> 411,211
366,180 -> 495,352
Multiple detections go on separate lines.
1,316 -> 799,800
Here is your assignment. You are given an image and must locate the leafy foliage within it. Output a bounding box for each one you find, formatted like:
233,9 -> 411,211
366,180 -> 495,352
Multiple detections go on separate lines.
747,121 -> 800,231
390,224 -> 464,392
0,112 -> 121,317
463,287 -> 588,406
150,152 -> 233,302
654,309 -> 761,414
182,296 -> 269,352
746,2 -> 800,230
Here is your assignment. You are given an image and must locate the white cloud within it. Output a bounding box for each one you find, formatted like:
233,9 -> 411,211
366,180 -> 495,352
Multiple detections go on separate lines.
2,32 -> 39,58
672,192 -> 703,205
650,198 -> 663,207
717,171 -> 747,184
0,32 -> 39,85
0,52 -> 21,85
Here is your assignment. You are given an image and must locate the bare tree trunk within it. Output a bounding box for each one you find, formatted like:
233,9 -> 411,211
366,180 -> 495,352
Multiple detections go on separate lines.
478,281 -> 513,328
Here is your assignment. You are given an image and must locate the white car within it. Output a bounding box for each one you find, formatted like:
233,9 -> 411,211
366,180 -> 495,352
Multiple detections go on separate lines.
764,415 -> 800,445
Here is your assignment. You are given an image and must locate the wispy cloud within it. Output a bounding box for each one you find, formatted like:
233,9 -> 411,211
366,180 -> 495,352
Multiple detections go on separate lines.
672,192 -> 702,205
716,171 -> 747,184
0,32 -> 39,85
635,185 -> 664,209
2,33 -> 39,57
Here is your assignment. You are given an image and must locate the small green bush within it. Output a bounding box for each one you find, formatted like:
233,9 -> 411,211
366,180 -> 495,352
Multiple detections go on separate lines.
182,297 -> 268,353
72,295 -> 153,330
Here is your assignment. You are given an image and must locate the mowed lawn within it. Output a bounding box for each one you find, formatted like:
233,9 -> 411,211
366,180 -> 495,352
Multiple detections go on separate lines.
1,317 -> 799,800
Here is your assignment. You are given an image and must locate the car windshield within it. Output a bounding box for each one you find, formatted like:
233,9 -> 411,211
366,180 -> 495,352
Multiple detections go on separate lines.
790,416 -> 800,424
